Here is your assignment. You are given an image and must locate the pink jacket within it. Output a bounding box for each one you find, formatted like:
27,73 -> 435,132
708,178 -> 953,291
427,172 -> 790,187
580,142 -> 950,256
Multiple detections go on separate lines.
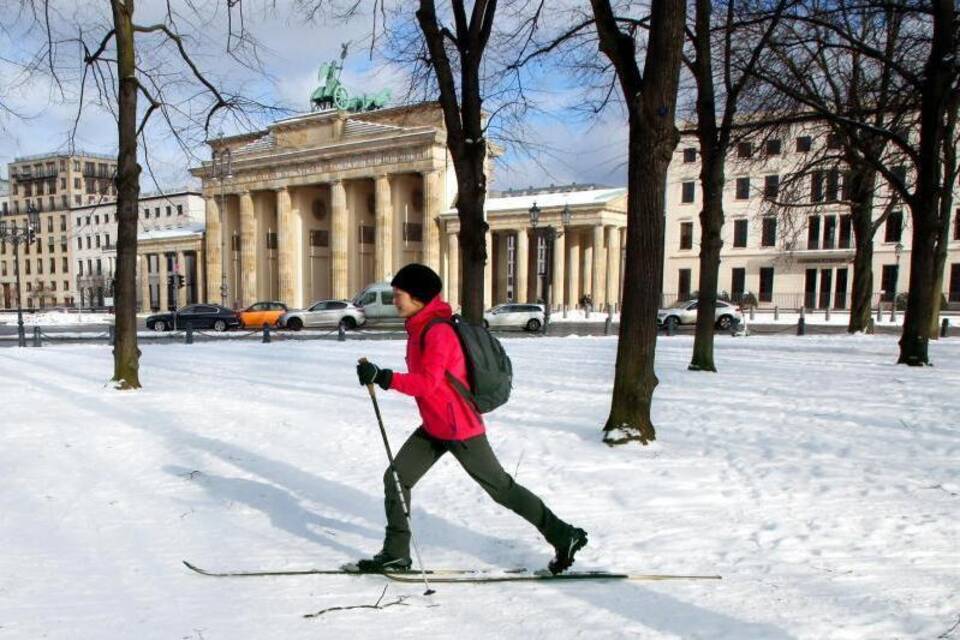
389,296 -> 486,441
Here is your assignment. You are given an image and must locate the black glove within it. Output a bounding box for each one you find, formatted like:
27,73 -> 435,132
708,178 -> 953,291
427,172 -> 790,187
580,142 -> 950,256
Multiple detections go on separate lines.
357,360 -> 393,390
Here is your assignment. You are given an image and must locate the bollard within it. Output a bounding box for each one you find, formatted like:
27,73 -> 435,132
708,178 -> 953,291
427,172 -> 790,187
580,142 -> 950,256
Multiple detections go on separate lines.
866,317 -> 875,335
730,317 -> 740,337
942,318 -> 950,338
876,301 -> 883,322
604,312 -> 612,336
338,322 -> 346,342
562,304 -> 568,319
262,323 -> 271,344
825,306 -> 831,322
185,326 -> 194,344
33,326 -> 42,347
797,315 -> 806,336
108,324 -> 115,346
749,306 -> 755,321
889,305 -> 896,322
667,319 -> 676,336
584,305 -> 590,320
773,305 -> 779,321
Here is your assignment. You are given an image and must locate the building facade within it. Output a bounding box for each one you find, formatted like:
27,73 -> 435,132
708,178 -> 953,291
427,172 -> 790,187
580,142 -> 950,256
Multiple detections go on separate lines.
193,103 -> 628,312
664,124 -> 960,309
1,152 -> 118,309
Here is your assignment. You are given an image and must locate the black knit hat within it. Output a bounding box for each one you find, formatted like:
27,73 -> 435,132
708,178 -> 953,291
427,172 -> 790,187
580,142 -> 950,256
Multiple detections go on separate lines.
391,263 -> 443,303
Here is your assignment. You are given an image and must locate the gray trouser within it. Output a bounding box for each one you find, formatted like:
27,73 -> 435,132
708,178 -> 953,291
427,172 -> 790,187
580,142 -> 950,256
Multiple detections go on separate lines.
381,427 -> 571,559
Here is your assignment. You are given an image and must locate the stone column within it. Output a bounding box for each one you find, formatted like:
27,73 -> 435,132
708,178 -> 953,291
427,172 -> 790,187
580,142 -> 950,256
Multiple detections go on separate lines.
552,230 -> 566,310
239,190 -> 257,306
331,180 -> 349,299
583,233 -> 594,302
139,254 -> 151,312
374,174 -> 394,281
276,187 -> 295,304
484,230 -> 493,309
515,229 -> 529,303
567,230 -> 581,306
177,250 -> 188,308
605,226 -> 620,308
422,170 -> 441,272
159,252 -> 169,311
592,224 -> 606,307
447,232 -> 460,308
205,196 -> 222,304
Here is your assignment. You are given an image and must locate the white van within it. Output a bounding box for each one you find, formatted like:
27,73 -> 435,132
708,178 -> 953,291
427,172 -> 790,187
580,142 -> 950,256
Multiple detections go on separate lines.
352,282 -> 402,322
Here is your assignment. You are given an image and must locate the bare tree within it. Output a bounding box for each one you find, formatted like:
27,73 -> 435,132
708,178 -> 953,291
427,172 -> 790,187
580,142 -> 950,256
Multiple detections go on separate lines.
685,0 -> 794,372
587,0 -> 685,445
754,1 -> 917,333
756,0 -> 959,365
23,0 -> 270,388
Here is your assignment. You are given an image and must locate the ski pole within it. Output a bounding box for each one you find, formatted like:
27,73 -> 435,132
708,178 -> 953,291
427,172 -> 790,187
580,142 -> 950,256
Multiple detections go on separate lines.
359,358 -> 435,596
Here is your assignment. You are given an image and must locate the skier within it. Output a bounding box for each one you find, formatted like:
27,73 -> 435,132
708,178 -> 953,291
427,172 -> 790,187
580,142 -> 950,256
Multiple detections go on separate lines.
353,263 -> 588,575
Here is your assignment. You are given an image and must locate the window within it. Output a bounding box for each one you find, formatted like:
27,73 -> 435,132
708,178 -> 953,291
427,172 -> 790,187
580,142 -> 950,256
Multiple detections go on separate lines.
25,261 -> 30,275
166,206 -> 172,217
737,142 -> 753,158
765,139 -> 782,155
60,215 -> 66,231
86,216 -> 91,226
826,169 -> 840,202
74,177 -> 80,189
810,171 -> 824,202
47,217 -> 53,232
1,262 -> 5,276
266,231 -> 278,249
680,222 -> 694,250
796,136 -> 812,152
733,219 -> 748,248
764,175 -> 779,199
823,216 -> 837,249
62,257 -> 68,272
835,268 -> 848,309
94,215 -> 99,225
96,258 -> 102,275
74,160 -> 80,171
86,236 -> 91,249
63,281 -> 69,292
77,237 -> 83,250
759,267 -> 774,303
154,207 -> 160,217
37,259 -> 42,274
50,258 -> 56,273
177,205 -> 183,216
826,133 -> 842,149
761,217 -> 777,247
736,177 -> 750,200
950,264 -> 960,302
105,234 -> 110,247
678,269 -> 692,299
681,181 -> 695,204
839,215 -> 852,248
808,216 -> 821,249
885,210 -> 903,243
359,225 -> 375,245
95,235 -> 101,248
881,264 -> 899,301
309,230 -> 329,247
954,209 -> 960,241
683,148 -> 697,163
403,222 -> 423,243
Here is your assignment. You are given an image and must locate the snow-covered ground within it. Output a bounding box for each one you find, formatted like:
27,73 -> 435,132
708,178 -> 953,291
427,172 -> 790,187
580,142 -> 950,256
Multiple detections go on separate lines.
0,335 -> 957,639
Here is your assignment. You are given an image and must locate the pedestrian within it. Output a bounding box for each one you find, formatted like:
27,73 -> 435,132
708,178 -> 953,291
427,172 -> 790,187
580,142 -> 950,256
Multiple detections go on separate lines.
353,263 -> 587,574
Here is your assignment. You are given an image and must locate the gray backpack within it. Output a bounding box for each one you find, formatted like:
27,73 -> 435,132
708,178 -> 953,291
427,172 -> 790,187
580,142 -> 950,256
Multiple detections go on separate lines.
421,315 -> 513,414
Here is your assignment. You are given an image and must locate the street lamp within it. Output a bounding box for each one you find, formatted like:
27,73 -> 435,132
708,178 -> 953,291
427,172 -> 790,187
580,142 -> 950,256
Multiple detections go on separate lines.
0,203 -> 41,346
211,139 -> 233,306
529,201 -> 572,333
892,241 -> 904,321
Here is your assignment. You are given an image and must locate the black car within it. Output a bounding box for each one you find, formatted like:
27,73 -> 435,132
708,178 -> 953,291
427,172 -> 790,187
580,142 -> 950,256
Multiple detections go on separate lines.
146,304 -> 241,332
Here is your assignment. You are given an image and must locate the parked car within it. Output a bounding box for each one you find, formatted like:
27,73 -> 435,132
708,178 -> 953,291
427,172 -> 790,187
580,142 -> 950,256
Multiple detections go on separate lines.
657,299 -> 743,330
352,282 -> 401,322
483,303 -> 546,332
238,301 -> 288,329
146,304 -> 240,332
279,299 -> 366,331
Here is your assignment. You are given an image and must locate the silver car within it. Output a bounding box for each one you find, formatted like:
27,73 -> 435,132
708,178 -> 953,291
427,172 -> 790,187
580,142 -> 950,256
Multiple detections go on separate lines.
483,303 -> 545,332
657,299 -> 743,330
279,300 -> 366,331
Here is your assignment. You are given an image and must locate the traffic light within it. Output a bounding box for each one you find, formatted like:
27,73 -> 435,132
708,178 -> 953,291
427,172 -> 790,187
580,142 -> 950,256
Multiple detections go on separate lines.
177,274 -> 185,289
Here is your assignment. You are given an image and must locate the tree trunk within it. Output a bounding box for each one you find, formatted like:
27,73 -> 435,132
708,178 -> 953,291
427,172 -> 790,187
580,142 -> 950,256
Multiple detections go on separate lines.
111,0 -> 142,389
593,0 -> 685,445
898,0 -> 954,366
456,166 -> 488,323
847,166 -> 878,333
929,95 -> 958,340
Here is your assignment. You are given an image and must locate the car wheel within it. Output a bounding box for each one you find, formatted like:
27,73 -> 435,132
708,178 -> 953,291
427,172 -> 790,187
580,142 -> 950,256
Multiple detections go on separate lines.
716,315 -> 733,330
213,319 -> 227,332
665,316 -> 679,331
153,320 -> 167,332
525,318 -> 542,332
340,316 -> 357,330
287,317 -> 303,332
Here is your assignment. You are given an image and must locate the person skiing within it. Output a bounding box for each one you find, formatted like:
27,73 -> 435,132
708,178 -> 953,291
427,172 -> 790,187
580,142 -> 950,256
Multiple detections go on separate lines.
353,263 -> 588,575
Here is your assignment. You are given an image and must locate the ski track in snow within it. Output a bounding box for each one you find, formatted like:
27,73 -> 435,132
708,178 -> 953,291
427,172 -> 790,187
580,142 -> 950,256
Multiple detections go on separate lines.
0,334 -> 958,639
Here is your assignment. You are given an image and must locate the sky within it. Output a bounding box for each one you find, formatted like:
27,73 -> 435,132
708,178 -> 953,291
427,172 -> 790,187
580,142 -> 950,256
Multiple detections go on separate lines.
0,0 -> 630,193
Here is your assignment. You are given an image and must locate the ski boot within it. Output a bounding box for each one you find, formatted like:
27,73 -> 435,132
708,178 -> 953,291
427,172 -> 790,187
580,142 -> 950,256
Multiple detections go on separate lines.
548,527 -> 588,575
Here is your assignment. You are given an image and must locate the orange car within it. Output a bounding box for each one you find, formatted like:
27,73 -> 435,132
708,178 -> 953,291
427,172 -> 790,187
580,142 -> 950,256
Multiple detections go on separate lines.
239,301 -> 288,329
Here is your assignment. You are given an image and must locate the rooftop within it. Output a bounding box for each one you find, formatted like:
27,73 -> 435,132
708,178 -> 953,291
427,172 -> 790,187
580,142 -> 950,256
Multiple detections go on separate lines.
12,150 -> 117,163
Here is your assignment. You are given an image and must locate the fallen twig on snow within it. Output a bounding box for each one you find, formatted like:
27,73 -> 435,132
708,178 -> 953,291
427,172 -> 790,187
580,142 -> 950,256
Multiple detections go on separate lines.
303,585 -> 409,618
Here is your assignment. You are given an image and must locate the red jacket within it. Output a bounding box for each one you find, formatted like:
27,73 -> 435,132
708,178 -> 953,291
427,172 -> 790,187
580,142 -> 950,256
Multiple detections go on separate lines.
389,296 -> 486,441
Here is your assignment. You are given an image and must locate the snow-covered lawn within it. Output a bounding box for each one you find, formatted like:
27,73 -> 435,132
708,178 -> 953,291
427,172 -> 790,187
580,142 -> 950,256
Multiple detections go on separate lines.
0,311 -> 115,326
0,335 -> 957,639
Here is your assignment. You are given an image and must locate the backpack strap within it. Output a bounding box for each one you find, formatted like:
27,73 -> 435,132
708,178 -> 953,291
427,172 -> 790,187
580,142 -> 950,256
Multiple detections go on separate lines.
419,317 -> 482,416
